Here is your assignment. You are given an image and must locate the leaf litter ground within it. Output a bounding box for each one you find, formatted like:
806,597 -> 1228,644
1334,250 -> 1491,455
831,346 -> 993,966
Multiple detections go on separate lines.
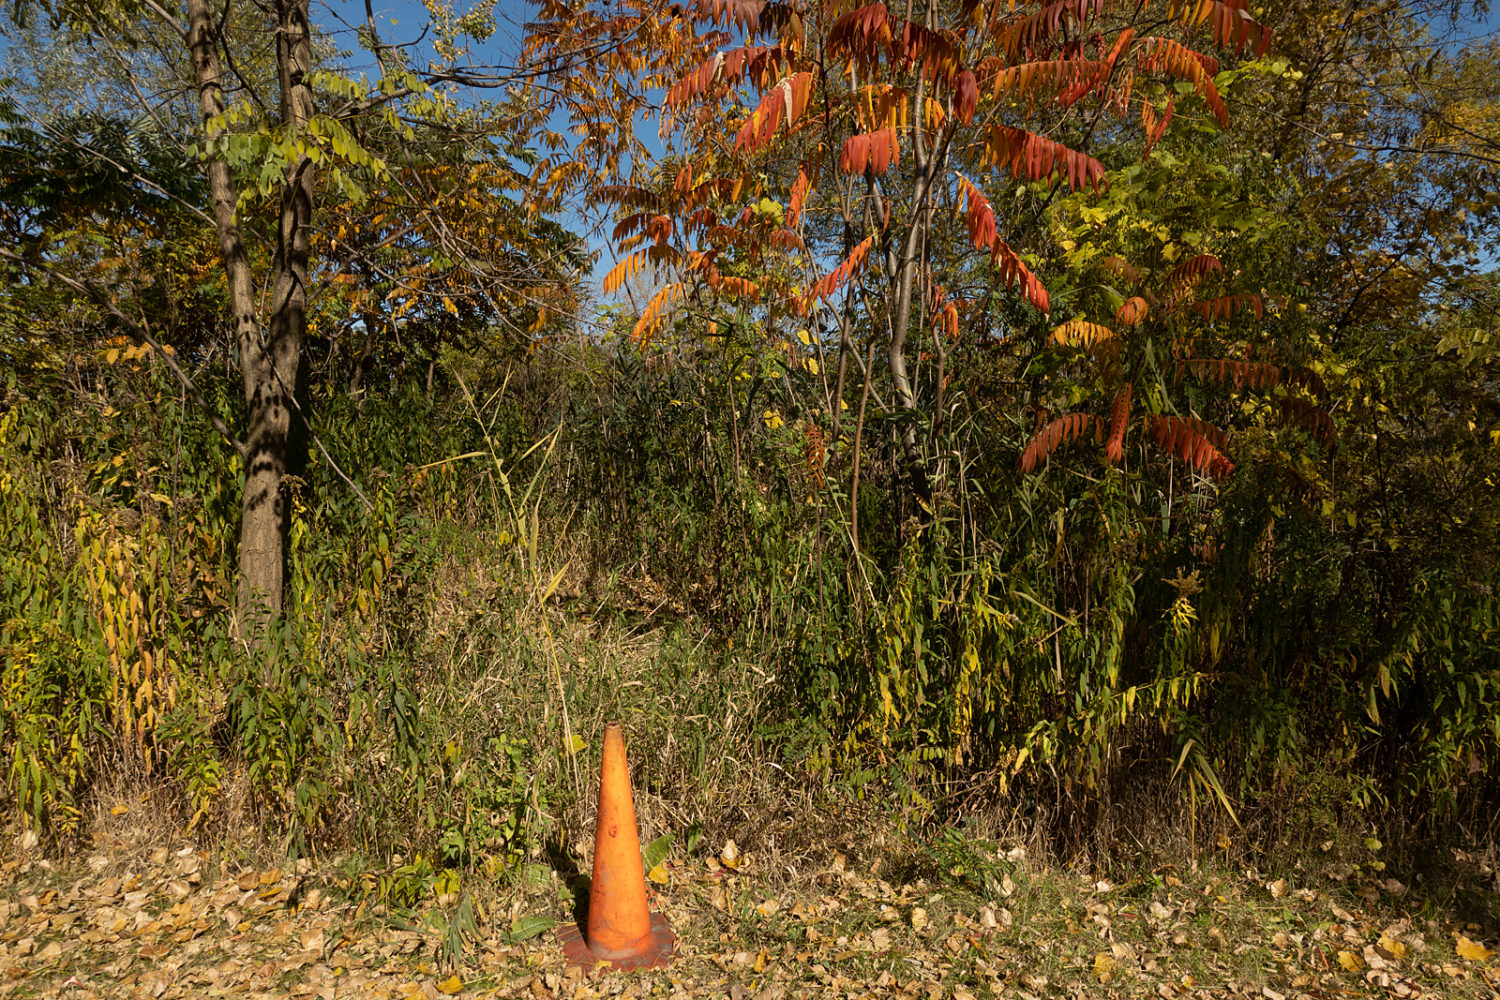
1,829 -> 1497,999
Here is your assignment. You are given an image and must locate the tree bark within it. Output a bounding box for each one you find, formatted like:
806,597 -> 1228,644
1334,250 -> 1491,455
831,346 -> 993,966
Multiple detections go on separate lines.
186,0 -> 316,630
238,0 -> 317,623
185,0 -> 280,628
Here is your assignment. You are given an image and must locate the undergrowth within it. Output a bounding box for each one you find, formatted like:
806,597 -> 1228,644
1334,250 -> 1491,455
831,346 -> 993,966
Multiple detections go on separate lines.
1,333 -> 1497,886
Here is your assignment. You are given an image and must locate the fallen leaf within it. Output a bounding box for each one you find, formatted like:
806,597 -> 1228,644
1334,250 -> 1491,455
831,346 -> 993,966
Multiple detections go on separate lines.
1456,936 -> 1494,963
719,840 -> 742,870
1268,878 -> 1288,899
437,975 -> 464,995
910,907 -> 929,931
1378,933 -> 1409,961
1338,949 -> 1363,971
1094,951 -> 1116,982
647,863 -> 669,885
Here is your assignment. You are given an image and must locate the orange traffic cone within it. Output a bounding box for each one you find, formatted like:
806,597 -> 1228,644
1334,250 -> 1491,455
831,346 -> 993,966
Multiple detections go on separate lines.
557,722 -> 676,971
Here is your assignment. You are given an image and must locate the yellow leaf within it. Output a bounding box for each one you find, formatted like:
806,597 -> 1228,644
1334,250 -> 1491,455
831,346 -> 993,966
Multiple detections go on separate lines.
805,358 -> 819,374
1337,949 -> 1362,971
437,975 -> 464,995
1456,935 -> 1494,963
1378,934 -> 1408,961
443,297 -> 458,316
564,734 -> 586,756
110,804 -> 129,816
796,328 -> 811,345
647,863 -> 669,885
1093,952 -> 1116,982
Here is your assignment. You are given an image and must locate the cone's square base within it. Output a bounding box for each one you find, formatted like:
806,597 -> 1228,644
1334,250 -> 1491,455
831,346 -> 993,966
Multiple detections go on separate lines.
556,913 -> 676,972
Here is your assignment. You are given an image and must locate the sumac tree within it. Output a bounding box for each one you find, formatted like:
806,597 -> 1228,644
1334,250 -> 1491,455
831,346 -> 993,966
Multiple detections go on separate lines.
529,0 -> 1272,507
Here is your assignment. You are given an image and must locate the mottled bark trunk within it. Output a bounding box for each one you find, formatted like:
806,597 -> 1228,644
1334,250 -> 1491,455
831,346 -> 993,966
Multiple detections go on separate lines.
186,0 -> 316,630
242,0 -> 316,622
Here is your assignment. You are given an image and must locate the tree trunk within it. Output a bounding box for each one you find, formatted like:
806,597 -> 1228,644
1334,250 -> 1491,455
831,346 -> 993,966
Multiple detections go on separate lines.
238,0 -> 317,623
885,173 -> 933,504
185,0 -> 281,628
186,0 -> 316,629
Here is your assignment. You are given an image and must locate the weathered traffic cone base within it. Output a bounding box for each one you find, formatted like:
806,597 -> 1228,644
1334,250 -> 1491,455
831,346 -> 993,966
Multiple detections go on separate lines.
556,912 -> 676,972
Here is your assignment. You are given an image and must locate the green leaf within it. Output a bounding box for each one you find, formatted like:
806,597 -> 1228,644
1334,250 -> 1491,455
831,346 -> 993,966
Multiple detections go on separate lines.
506,915 -> 553,943
643,833 -> 673,873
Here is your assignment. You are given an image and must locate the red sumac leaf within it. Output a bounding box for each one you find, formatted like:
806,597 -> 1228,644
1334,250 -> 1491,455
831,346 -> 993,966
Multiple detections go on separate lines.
983,125 -> 1105,192
1280,397 -> 1336,451
1147,415 -> 1234,478
1116,296 -> 1149,325
1020,412 -> 1097,473
955,68 -> 979,125
839,128 -> 898,173
1105,383 -> 1132,463
1191,293 -> 1263,321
